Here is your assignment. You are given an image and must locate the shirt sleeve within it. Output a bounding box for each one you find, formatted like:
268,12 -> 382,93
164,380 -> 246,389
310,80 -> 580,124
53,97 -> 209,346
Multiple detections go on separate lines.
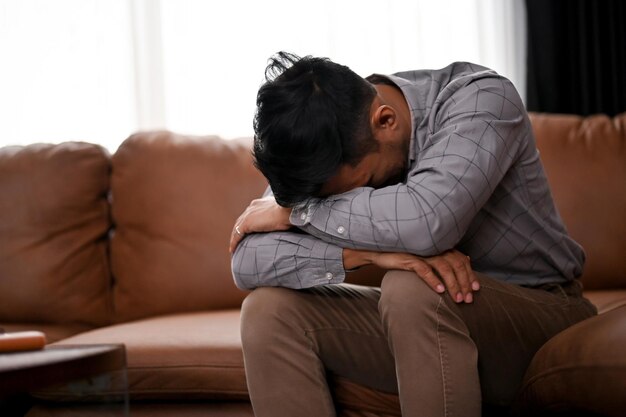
290,73 -> 529,256
230,187 -> 345,290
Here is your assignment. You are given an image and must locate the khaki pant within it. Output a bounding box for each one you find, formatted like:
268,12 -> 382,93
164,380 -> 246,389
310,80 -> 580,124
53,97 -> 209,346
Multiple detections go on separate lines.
240,272 -> 596,417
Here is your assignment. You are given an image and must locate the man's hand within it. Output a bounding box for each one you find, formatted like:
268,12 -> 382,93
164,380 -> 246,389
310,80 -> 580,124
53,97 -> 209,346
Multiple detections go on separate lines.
343,248 -> 479,303
229,196 -> 293,253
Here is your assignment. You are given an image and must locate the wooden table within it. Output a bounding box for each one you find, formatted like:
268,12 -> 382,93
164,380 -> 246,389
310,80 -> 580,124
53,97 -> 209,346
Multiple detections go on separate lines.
0,344 -> 127,415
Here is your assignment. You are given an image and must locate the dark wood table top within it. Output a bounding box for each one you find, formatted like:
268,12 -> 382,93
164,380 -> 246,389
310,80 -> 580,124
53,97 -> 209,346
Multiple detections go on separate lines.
0,344 -> 126,396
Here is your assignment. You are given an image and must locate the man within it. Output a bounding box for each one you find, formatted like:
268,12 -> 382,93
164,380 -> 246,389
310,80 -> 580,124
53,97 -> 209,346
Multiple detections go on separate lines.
229,52 -> 596,417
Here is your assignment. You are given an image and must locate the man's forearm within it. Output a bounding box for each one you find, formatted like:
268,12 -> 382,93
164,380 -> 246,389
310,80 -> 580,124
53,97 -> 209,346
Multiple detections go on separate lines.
343,248 -> 377,270
231,230 -> 345,290
343,248 -> 479,303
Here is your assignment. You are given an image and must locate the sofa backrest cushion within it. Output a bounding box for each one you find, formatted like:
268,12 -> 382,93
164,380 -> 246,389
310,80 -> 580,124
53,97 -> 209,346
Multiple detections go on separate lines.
0,142 -> 112,325
110,132 -> 267,322
529,112 -> 626,290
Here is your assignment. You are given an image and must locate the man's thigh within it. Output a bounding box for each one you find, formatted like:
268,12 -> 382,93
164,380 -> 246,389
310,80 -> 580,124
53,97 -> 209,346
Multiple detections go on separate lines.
447,273 -> 597,404
245,283 -> 398,393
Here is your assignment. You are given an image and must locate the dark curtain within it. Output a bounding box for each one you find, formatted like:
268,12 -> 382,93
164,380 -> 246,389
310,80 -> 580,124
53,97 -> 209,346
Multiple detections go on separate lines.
525,0 -> 626,116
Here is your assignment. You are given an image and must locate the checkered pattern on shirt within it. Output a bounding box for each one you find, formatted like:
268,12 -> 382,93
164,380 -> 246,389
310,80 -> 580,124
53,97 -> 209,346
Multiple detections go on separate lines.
232,62 -> 584,290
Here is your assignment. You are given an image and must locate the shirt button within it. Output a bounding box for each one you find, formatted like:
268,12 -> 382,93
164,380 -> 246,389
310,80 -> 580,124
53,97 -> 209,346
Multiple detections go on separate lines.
300,213 -> 307,221
337,226 -> 345,234
325,272 -> 333,280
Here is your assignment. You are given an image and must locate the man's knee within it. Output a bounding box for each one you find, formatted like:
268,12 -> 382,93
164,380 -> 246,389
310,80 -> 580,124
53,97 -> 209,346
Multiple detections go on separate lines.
379,270 -> 442,315
241,287 -> 297,348
379,270 -> 462,336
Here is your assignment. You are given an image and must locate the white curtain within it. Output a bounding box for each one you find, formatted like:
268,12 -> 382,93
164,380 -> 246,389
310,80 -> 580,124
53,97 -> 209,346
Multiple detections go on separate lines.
0,0 -> 526,151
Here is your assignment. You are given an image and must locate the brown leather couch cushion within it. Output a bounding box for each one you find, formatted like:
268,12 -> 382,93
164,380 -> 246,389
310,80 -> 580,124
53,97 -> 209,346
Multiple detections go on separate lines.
0,142 -> 112,326
584,289 -> 626,314
110,132 -> 267,322
517,306 -> 626,416
53,310 -> 248,400
529,113 -> 626,290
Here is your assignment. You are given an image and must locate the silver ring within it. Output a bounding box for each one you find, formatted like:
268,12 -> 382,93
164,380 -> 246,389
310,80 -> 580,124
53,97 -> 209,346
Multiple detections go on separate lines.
235,225 -> 243,236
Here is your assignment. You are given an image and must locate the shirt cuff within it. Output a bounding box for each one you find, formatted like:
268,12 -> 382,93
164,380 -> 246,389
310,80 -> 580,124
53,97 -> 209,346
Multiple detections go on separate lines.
289,199 -> 320,226
308,241 -> 345,286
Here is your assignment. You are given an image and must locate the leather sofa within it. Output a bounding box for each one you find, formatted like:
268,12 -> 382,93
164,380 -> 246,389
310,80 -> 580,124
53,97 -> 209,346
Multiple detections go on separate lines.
0,112 -> 624,416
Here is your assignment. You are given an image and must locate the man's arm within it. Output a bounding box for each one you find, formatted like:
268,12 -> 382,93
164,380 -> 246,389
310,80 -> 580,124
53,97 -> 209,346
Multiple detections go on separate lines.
231,188 -> 477,300
290,74 -> 529,256
231,187 -> 344,289
230,186 -> 478,302
232,229 -> 477,301
231,230 -> 345,290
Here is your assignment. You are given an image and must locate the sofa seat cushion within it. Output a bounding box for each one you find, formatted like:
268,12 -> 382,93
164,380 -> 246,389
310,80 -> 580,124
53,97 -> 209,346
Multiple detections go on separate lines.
52,310 -> 247,400
516,306 -> 626,416
584,289 -> 626,314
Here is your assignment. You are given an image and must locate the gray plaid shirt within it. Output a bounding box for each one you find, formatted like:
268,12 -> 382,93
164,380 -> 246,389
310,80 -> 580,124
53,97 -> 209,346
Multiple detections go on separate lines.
232,62 -> 584,289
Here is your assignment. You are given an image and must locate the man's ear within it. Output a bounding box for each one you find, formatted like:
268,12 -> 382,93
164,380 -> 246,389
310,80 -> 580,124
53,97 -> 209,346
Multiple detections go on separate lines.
371,105 -> 398,138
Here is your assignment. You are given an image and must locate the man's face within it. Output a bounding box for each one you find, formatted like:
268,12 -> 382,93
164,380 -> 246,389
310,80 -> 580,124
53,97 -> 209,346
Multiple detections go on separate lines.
318,81 -> 412,197
319,139 -> 409,196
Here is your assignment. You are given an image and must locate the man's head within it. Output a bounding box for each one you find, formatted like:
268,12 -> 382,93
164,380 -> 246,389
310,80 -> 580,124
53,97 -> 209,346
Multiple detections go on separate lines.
253,52 -> 410,207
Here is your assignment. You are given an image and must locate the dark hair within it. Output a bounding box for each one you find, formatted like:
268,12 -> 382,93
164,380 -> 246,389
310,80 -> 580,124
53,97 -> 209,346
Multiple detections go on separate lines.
253,52 -> 378,207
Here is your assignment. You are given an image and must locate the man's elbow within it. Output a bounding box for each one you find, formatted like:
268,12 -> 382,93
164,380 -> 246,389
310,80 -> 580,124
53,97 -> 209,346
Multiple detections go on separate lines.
232,272 -> 257,291
230,249 -> 258,291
